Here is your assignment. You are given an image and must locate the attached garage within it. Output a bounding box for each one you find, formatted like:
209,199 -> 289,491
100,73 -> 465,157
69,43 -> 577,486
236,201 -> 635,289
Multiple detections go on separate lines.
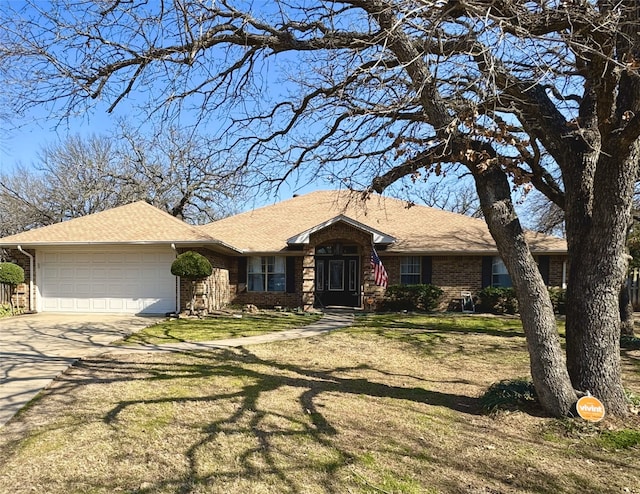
0,201 -> 237,315
37,247 -> 177,314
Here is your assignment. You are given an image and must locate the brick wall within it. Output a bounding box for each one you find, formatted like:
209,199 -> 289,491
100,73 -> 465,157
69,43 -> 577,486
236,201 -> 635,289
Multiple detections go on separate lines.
3,249 -> 33,312
177,248 -> 232,312
379,253 -> 568,310
548,256 -> 567,287
229,256 -> 304,309
380,254 -> 484,309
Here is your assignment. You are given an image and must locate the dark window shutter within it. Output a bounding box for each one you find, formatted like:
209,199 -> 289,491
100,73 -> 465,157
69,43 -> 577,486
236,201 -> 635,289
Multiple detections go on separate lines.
286,256 -> 296,293
538,256 -> 550,285
421,256 -> 432,284
481,257 -> 493,288
238,257 -> 247,285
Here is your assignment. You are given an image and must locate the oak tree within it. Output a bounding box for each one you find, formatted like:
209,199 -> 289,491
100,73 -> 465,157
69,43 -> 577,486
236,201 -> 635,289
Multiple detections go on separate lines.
2,0 -> 639,416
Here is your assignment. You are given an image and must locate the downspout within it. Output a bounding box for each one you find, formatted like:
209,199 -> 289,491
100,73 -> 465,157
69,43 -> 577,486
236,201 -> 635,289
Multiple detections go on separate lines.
170,243 -> 180,314
17,245 -> 34,312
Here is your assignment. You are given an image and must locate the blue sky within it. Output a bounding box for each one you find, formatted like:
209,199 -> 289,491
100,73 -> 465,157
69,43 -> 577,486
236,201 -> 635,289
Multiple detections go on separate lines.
0,90 -> 325,208
0,0 -> 544,220
0,1 -> 335,210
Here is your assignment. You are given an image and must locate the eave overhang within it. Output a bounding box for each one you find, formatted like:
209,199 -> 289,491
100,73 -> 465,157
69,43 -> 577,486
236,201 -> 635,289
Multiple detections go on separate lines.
286,214 -> 396,246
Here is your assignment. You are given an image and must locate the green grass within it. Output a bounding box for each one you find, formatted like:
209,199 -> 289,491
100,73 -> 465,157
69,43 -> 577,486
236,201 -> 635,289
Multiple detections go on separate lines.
0,312 -> 638,494
597,429 -> 640,450
352,312 -> 528,336
119,311 -> 322,345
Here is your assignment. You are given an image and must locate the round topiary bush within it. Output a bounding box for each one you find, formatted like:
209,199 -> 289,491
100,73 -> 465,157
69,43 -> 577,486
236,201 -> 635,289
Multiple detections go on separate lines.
171,251 -> 213,314
0,262 -> 25,315
0,262 -> 25,286
171,251 -> 212,279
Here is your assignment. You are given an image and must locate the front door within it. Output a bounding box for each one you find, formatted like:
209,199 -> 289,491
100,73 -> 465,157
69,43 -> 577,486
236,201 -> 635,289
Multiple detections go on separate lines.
315,255 -> 360,307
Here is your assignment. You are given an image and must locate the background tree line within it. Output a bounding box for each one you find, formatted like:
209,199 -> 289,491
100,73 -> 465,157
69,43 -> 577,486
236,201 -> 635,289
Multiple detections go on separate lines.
0,124 -> 247,237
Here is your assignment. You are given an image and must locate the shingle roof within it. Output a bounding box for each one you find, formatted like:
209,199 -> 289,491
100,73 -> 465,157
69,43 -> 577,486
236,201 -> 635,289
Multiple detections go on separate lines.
0,192 -> 567,254
199,190 -> 567,254
0,201 -> 217,246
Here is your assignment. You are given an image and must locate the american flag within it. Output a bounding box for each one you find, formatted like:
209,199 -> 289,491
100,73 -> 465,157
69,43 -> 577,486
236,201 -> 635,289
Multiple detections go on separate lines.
370,246 -> 388,288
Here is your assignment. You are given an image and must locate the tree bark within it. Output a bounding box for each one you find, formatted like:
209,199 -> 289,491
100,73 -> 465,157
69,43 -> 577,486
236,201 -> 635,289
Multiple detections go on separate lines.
620,281 -> 635,337
472,164 -> 578,416
563,149 -> 634,416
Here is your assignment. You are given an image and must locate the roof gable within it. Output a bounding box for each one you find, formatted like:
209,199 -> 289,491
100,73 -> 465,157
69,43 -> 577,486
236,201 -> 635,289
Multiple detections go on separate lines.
0,191 -> 567,255
0,201 -> 218,246
200,190 -> 567,254
287,214 -> 396,246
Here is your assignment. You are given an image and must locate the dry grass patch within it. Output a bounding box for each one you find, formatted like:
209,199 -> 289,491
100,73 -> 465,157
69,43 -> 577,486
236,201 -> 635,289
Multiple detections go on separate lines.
0,314 -> 638,494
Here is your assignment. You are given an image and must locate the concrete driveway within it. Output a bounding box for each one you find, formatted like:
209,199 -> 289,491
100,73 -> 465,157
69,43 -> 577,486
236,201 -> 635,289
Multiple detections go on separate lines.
0,313 -> 161,427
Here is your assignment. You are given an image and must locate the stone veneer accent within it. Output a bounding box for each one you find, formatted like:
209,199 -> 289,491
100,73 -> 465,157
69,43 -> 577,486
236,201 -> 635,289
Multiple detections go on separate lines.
177,248 -> 231,312
3,249 -> 33,312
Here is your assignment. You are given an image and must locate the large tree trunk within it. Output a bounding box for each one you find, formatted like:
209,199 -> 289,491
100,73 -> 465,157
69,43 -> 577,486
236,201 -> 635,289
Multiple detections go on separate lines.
563,148 -> 634,416
472,164 -> 578,416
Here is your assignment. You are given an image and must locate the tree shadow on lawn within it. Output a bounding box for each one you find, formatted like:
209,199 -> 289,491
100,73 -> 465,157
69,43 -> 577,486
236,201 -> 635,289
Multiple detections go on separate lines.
2,345 -> 633,494
348,322 -> 529,359
59,347 -> 480,493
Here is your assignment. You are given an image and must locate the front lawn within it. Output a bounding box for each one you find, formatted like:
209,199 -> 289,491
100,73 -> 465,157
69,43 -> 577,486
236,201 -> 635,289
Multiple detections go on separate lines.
119,311 -> 322,345
0,313 -> 637,494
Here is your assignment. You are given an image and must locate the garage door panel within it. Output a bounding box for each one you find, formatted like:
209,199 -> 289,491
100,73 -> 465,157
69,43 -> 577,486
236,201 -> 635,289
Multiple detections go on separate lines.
58,252 -> 79,263
123,253 -> 141,263
75,267 -> 91,280
55,282 -> 75,296
76,282 -> 91,294
108,298 -> 124,310
40,248 -> 177,314
125,270 -> 139,281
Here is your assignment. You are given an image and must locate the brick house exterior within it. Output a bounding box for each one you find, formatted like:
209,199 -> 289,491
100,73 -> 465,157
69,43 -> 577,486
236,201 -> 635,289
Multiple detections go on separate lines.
198,191 -> 567,312
1,190 -> 568,314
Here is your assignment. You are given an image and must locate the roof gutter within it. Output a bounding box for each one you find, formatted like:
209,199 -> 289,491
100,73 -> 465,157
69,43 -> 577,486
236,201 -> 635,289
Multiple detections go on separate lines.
16,245 -> 33,312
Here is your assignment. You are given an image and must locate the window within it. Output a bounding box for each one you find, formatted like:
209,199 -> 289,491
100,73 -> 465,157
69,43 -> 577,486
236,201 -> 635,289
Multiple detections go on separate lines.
248,256 -> 286,292
349,260 -> 358,291
400,257 -> 421,285
316,244 -> 358,255
328,260 -> 344,290
492,257 -> 512,287
316,260 -> 325,291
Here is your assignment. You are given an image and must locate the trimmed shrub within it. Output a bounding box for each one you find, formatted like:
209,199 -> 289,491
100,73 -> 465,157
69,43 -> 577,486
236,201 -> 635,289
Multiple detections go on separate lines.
0,262 -> 25,315
171,251 -> 213,314
171,251 -> 212,279
480,378 -> 537,413
0,262 -> 24,286
476,286 -> 518,314
379,284 -> 443,312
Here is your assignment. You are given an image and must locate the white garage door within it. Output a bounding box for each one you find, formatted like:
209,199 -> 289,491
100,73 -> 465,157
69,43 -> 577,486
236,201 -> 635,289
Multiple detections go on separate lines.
39,248 -> 177,314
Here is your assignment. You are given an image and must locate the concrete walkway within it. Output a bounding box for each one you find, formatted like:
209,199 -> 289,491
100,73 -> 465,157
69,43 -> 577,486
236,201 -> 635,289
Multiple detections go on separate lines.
101,310 -> 354,355
0,310 -> 353,427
